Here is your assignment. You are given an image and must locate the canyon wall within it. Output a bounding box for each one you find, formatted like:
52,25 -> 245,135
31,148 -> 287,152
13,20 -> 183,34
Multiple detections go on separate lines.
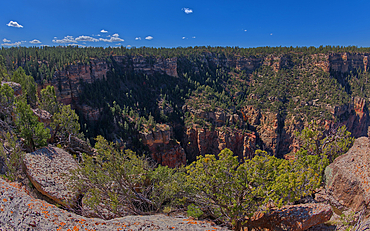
37,52 -> 370,166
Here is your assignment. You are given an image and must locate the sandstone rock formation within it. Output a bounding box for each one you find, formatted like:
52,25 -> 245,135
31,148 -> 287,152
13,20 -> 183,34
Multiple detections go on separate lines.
325,137 -> 370,212
0,177 -> 227,230
183,126 -> 256,162
23,146 -> 79,209
246,203 -> 333,231
140,124 -> 186,167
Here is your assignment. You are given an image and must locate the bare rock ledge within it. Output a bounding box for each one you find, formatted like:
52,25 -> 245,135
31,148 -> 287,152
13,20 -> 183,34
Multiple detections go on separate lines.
0,177 -> 228,230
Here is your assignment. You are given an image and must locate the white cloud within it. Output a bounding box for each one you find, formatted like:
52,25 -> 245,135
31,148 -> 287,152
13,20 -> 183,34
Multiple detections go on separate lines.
182,37 -> 186,39
1,41 -> 21,46
126,45 -> 131,48
192,36 -> 196,39
6,21 -> 23,28
244,29 -> 247,32
29,39 -> 41,44
2,38 -> 11,43
75,35 -> 99,42
97,34 -> 101,37
101,29 -> 108,33
99,34 -> 124,42
135,37 -> 141,40
52,36 -> 77,43
145,36 -> 153,40
270,33 -> 273,35
182,8 -> 193,14
116,43 -> 121,45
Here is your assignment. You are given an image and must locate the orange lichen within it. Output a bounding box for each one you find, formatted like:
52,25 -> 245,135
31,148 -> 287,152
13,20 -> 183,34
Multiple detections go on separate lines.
73,226 -> 79,231
3,198 -> 7,202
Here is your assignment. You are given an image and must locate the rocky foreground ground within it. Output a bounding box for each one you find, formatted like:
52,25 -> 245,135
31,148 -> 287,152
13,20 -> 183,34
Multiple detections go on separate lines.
0,177 -> 227,231
4,137 -> 370,230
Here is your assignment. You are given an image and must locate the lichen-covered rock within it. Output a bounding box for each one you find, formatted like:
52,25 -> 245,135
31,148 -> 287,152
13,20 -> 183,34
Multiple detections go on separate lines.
0,177 -> 228,230
246,203 -> 333,231
23,146 -> 79,209
325,137 -> 370,212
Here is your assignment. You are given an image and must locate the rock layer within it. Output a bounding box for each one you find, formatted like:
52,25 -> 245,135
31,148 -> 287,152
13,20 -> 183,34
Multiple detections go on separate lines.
23,146 -> 79,209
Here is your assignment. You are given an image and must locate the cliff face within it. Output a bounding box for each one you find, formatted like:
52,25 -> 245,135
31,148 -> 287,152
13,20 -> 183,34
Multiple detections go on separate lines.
112,56 -> 178,77
329,53 -> 369,73
140,124 -> 186,168
38,52 -> 370,166
52,60 -> 108,105
39,56 -> 177,121
183,127 -> 256,162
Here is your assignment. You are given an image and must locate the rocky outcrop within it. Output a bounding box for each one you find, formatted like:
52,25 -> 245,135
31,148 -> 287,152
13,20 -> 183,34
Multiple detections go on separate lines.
50,60 -> 108,105
325,137 -> 370,212
140,124 -> 186,168
65,135 -> 94,156
31,108 -> 51,127
113,56 -> 178,77
23,146 -> 79,209
77,104 -> 101,121
183,127 -> 257,162
0,177 -> 227,231
1,81 -> 22,96
329,53 -> 369,73
150,140 -> 186,168
246,203 -> 333,231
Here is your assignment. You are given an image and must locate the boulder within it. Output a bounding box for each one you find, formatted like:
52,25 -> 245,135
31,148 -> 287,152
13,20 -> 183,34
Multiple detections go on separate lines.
23,146 -> 79,209
32,108 -> 52,127
0,177 -> 227,230
246,203 -> 333,231
325,137 -> 370,212
1,81 -> 22,96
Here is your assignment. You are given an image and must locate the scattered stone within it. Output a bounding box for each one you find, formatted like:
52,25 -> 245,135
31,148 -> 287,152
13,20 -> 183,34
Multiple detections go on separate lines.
246,203 -> 333,231
325,137 -> 370,212
0,177 -> 228,230
23,146 -> 79,209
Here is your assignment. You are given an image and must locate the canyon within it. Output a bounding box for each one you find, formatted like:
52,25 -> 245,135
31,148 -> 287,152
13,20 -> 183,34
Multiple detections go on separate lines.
36,52 -> 370,166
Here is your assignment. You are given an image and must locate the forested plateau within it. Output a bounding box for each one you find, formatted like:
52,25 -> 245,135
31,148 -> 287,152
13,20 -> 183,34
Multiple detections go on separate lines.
1,46 -> 369,165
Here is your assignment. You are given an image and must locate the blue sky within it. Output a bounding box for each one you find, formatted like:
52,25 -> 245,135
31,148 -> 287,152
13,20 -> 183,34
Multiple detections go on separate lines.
1,0 -> 370,48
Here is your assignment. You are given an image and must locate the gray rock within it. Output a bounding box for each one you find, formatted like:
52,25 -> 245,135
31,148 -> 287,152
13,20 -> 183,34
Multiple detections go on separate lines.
0,177 -> 228,230
23,146 -> 79,209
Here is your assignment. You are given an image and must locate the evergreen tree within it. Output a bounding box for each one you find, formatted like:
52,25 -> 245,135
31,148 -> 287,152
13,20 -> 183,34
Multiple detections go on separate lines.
14,97 -> 50,151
